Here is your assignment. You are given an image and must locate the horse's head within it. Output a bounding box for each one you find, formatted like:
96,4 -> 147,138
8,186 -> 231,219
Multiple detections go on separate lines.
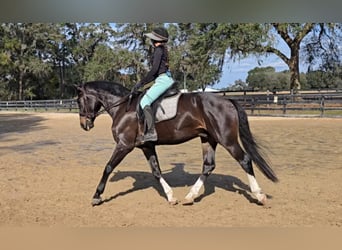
76,85 -> 102,131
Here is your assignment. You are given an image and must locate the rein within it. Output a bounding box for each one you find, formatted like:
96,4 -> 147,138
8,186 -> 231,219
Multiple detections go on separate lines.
94,93 -> 131,117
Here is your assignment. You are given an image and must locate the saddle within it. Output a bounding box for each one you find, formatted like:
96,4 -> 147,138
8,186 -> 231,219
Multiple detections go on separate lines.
135,81 -> 181,123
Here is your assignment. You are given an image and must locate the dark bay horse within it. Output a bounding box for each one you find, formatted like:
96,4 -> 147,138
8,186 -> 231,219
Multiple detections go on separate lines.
76,81 -> 278,206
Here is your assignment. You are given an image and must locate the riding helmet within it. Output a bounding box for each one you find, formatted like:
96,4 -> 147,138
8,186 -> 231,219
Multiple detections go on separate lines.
145,27 -> 169,42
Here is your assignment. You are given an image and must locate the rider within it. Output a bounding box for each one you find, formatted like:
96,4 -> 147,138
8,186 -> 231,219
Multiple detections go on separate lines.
133,27 -> 174,143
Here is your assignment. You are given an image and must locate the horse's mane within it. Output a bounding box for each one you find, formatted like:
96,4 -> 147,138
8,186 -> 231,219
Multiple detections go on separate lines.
83,81 -> 130,97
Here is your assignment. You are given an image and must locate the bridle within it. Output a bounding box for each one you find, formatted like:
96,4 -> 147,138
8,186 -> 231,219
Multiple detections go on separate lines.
79,92 -> 131,120
94,94 -> 131,117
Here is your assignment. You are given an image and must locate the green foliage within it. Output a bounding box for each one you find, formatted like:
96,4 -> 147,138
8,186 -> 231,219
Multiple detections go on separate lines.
168,23 -> 229,90
306,67 -> 342,89
0,23 -> 341,100
0,23 -> 57,100
246,67 -> 287,90
244,65 -> 341,91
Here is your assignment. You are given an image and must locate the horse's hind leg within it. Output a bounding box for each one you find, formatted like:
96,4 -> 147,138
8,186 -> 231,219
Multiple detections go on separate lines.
142,146 -> 178,205
184,137 -> 217,205
225,142 -> 267,205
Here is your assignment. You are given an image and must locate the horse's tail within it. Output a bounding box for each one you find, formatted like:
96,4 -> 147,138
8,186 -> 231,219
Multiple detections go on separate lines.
230,99 -> 279,183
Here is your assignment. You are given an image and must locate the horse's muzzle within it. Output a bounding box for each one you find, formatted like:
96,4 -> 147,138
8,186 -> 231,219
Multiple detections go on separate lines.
80,116 -> 94,131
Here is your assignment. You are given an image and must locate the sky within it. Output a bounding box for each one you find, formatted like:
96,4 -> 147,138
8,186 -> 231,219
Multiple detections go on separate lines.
214,37 -> 310,90
214,53 -> 292,89
211,26 -> 335,90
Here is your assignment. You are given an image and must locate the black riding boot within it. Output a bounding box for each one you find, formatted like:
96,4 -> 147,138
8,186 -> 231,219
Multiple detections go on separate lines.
141,105 -> 158,143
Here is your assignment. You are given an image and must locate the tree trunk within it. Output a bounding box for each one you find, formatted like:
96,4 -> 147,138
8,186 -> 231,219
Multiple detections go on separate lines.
289,44 -> 301,91
59,60 -> 65,98
18,71 -> 24,100
271,23 -> 315,92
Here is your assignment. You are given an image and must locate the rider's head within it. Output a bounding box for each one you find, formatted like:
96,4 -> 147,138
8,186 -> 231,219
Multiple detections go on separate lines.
145,27 -> 169,44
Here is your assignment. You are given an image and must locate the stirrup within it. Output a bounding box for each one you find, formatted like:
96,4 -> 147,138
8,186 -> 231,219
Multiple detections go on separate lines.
135,130 -> 157,145
143,131 -> 158,142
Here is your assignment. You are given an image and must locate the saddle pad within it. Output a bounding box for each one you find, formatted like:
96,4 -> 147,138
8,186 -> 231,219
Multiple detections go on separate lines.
155,92 -> 181,122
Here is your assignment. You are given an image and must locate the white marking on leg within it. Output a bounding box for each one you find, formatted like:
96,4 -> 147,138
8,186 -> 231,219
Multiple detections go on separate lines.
185,175 -> 206,202
247,174 -> 261,193
159,177 -> 177,204
247,174 -> 266,204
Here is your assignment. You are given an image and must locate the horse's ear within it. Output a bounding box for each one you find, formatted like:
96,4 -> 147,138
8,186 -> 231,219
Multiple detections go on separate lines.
74,84 -> 84,95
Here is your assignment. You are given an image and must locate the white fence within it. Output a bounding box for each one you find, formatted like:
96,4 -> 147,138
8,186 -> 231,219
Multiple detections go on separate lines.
0,99 -> 78,112
1,91 -> 342,117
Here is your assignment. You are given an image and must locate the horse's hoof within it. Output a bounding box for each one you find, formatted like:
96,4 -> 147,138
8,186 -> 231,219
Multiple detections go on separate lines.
182,198 -> 194,206
256,193 -> 268,206
168,198 -> 178,205
92,197 -> 102,206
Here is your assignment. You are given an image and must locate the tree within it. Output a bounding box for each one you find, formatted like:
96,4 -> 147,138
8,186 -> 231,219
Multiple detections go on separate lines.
170,23 -> 229,90
306,68 -> 341,89
230,79 -> 248,91
266,23 -> 315,91
114,23 -> 158,87
112,23 -> 227,90
1,23 -> 341,100
61,23 -> 113,84
225,23 -> 341,91
83,44 -> 136,87
246,67 -> 274,90
0,23 -> 55,100
246,67 -> 292,90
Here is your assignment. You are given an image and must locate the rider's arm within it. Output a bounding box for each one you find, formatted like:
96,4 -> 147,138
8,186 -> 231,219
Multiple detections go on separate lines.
138,46 -> 163,86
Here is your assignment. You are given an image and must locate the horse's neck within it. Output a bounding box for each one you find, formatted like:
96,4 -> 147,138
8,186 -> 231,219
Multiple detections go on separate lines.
97,91 -> 120,104
99,92 -> 125,114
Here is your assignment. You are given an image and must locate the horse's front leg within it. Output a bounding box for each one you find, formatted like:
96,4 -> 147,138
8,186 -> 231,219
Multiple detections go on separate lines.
142,146 -> 178,205
92,143 -> 133,206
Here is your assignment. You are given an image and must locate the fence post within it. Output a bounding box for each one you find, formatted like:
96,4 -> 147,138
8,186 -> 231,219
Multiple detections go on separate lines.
251,97 -> 255,115
320,95 -> 325,117
273,95 -> 278,104
58,100 -> 62,111
69,100 -> 72,111
283,97 -> 287,115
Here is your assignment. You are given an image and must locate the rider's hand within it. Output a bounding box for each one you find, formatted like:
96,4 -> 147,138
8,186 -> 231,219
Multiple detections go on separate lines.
132,82 -> 142,93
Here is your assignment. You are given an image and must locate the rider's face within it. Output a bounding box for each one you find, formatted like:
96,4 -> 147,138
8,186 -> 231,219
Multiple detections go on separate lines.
151,39 -> 161,47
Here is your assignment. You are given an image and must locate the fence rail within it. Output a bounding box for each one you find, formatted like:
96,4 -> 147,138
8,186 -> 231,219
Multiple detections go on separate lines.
226,91 -> 342,117
1,91 -> 342,117
0,99 -> 78,112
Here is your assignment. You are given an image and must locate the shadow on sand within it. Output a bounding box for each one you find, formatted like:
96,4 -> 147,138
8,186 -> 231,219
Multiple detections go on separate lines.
103,163 -> 266,205
0,113 -> 53,155
0,113 -> 46,137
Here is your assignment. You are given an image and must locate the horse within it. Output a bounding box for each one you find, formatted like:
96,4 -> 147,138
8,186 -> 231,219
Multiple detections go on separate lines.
75,80 -> 278,206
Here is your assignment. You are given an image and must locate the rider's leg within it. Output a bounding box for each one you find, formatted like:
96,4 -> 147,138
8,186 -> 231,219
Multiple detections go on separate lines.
139,74 -> 173,143
141,105 -> 158,141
